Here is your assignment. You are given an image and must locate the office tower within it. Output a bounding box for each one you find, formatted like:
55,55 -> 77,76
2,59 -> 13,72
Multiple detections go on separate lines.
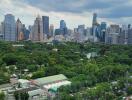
32,15 -> 43,42
77,25 -> 85,42
3,14 -> 16,41
24,29 -> 30,40
109,25 -> 120,33
100,22 -> 107,42
92,13 -> 97,26
60,20 -> 68,36
118,25 -> 128,44
128,24 -> 132,44
49,24 -> 54,36
73,28 -> 79,42
60,20 -> 66,29
16,18 -> 24,41
78,25 -> 85,33
42,16 -> 49,36
0,23 -> 3,40
84,27 -> 93,42
101,22 -> 107,30
92,13 -> 99,42
21,24 -> 29,40
106,25 -> 120,44
1,22 -> 4,40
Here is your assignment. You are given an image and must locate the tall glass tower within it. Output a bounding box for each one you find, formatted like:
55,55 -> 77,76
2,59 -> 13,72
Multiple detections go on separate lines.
60,20 -> 66,29
60,20 -> 67,36
4,14 -> 16,41
42,16 -> 49,36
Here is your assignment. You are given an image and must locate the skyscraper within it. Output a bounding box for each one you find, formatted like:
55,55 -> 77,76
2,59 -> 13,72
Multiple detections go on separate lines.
0,23 -> 3,40
3,14 -> 16,41
100,22 -> 107,42
77,25 -> 85,42
32,15 -> 43,41
106,25 -> 120,44
92,13 -> 99,42
16,18 -> 24,41
60,20 -> 66,29
92,13 -> 97,26
60,20 -> 67,36
101,22 -> 107,30
49,24 -> 54,36
118,25 -> 127,44
42,16 -> 49,36
127,24 -> 132,44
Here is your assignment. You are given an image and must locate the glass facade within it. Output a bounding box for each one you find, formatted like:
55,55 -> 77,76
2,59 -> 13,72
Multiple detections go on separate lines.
42,16 -> 49,35
4,14 -> 16,41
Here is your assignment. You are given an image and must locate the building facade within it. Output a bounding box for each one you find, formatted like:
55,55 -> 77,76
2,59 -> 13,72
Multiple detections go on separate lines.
49,24 -> 54,37
32,15 -> 43,42
16,18 -> 24,41
3,14 -> 16,41
42,16 -> 49,36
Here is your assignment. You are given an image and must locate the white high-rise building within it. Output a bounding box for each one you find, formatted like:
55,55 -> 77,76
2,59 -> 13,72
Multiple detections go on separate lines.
106,25 -> 120,44
118,25 -> 128,44
31,15 -> 44,42
77,25 -> 85,42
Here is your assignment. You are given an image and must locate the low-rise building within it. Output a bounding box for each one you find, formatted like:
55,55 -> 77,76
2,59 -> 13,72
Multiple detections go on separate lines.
32,74 -> 71,92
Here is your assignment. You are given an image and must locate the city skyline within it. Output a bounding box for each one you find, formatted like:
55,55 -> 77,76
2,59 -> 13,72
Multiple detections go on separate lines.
0,0 -> 132,28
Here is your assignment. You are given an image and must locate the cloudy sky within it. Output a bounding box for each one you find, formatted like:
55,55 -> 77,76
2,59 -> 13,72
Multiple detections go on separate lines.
0,0 -> 132,29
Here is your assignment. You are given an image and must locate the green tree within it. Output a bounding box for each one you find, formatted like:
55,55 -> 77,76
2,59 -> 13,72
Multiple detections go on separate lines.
0,92 -> 5,100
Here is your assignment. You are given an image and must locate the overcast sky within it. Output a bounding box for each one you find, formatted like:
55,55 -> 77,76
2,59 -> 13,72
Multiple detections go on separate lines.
0,0 -> 132,29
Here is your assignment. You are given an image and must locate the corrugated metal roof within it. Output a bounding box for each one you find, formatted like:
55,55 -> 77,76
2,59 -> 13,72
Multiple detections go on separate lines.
34,74 -> 67,86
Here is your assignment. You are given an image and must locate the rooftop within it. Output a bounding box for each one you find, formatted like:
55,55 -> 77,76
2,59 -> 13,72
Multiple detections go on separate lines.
33,74 -> 68,86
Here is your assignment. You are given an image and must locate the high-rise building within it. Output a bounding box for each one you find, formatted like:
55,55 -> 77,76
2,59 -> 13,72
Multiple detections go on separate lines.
16,18 -> 24,41
1,22 -> 4,40
60,20 -> 66,29
32,15 -> 43,42
106,25 -> 120,44
0,23 -> 3,40
101,22 -> 107,30
118,25 -> 128,44
60,20 -> 68,36
127,24 -> 132,44
92,13 -> 97,26
109,25 -> 120,33
92,13 -> 99,42
49,24 -> 54,36
3,14 -> 16,41
100,22 -> 107,42
77,25 -> 85,42
42,16 -> 49,36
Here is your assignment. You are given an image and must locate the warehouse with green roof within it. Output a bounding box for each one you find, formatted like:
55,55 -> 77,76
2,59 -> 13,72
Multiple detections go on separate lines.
32,74 -> 71,92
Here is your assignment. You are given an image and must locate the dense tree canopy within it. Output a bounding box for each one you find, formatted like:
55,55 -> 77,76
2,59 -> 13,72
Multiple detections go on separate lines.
0,41 -> 131,99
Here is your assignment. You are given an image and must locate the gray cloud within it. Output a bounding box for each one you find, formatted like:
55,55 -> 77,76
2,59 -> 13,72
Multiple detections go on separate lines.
23,0 -> 132,18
